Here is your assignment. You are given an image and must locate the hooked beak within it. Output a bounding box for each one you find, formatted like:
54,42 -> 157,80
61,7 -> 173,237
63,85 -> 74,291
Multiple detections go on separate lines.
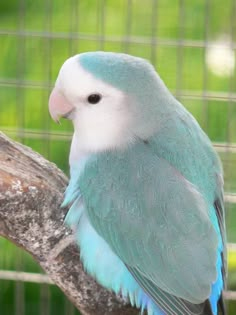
48,88 -> 75,123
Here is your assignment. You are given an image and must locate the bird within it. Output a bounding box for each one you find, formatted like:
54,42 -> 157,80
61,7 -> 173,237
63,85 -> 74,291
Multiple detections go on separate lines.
48,51 -> 227,315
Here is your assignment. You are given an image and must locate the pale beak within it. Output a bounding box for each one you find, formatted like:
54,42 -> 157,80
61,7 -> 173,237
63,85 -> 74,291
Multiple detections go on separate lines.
48,88 -> 75,123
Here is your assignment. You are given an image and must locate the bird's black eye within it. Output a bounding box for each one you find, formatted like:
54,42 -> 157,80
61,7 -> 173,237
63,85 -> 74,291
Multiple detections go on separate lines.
87,94 -> 102,104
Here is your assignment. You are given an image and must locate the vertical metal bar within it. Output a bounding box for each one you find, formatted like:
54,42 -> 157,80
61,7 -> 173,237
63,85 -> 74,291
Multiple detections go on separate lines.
225,0 -> 236,193
97,0 -> 106,50
16,0 -> 26,143
101,0 -> 106,50
40,0 -> 53,315
15,1 -> 26,313
176,0 -> 185,101
227,0 -> 235,145
42,0 -> 53,160
150,0 -> 158,67
69,0 -> 74,55
65,297 -> 76,315
14,247 -> 25,315
40,2 -> 53,313
40,283 -> 51,315
202,0 -> 210,130
123,0 -> 132,53
69,0 -> 79,55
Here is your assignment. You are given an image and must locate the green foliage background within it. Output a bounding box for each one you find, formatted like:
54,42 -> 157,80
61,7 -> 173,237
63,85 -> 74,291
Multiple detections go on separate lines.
0,1 -> 236,314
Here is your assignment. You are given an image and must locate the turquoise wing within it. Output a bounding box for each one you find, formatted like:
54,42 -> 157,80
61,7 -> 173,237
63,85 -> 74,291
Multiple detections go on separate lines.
79,141 -> 219,314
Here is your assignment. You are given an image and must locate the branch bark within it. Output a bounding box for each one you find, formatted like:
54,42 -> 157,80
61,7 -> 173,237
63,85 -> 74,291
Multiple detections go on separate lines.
0,132 -> 138,315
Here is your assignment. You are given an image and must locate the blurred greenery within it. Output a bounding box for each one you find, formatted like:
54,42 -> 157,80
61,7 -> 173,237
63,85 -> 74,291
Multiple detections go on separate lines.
0,0 -> 236,314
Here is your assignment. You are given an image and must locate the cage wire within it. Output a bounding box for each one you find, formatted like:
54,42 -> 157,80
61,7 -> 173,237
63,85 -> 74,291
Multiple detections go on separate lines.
0,0 -> 236,314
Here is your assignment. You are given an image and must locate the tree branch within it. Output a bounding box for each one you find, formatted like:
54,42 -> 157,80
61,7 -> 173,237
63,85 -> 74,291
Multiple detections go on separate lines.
0,132 -> 138,315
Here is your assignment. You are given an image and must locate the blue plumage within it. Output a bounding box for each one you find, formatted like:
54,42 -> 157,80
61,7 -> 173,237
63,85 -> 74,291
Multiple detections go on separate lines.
64,146 -> 224,315
49,51 -> 226,315
64,161 -> 166,315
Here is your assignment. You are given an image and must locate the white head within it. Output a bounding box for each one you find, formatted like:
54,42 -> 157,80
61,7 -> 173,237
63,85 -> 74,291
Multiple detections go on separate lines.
49,52 -> 175,155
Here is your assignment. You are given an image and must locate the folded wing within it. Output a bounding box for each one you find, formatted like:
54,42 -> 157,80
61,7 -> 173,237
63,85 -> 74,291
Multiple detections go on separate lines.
79,142 -> 219,314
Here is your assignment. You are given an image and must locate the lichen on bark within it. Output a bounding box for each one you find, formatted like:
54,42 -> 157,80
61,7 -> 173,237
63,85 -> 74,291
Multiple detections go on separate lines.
0,132 -> 138,315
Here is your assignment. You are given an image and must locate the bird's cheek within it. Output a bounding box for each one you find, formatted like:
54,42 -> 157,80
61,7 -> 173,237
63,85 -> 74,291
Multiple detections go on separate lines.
49,88 -> 75,123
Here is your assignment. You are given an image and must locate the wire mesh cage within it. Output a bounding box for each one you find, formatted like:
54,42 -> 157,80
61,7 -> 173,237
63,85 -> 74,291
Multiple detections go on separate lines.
0,0 -> 236,314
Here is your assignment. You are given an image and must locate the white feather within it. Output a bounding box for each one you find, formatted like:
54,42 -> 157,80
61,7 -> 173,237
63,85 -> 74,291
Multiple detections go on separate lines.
55,56 -> 135,155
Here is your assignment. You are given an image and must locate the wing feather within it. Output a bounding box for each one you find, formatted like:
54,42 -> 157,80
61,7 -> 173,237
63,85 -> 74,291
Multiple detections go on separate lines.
79,141 -> 219,310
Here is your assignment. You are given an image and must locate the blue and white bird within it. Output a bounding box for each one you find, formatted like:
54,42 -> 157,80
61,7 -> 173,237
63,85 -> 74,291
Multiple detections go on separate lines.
49,52 -> 227,315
